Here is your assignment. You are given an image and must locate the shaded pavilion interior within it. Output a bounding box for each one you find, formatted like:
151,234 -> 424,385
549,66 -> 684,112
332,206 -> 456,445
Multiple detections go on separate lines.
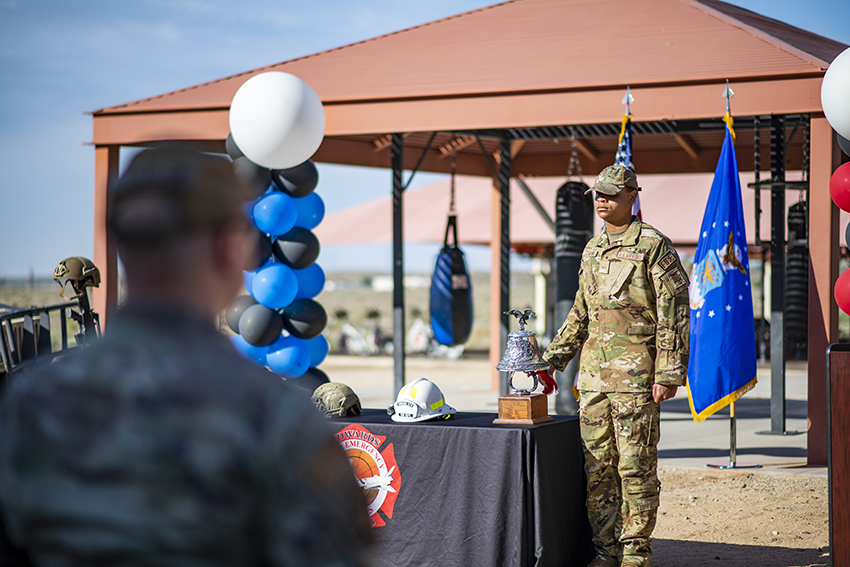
90,0 -> 847,465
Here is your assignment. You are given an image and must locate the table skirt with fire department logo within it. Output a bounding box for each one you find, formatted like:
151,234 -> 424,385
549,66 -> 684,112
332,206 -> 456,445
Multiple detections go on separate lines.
333,410 -> 593,567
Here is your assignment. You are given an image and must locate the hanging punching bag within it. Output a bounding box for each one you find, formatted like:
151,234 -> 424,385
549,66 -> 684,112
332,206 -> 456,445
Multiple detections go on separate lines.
554,180 -> 594,414
430,214 -> 473,346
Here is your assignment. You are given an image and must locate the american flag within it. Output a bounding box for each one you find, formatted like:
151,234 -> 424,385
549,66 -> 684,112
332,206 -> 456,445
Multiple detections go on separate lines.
614,114 -> 642,219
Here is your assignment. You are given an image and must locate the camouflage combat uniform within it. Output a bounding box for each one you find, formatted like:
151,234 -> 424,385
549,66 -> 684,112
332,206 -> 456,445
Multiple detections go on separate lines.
544,217 -> 689,567
0,303 -> 372,566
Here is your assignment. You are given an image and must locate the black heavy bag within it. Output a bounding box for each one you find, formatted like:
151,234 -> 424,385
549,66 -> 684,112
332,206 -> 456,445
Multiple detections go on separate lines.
430,215 -> 473,346
554,180 -> 594,415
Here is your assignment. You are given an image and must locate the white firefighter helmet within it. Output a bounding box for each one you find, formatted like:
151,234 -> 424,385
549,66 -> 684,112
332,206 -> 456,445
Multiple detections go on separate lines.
388,377 -> 456,422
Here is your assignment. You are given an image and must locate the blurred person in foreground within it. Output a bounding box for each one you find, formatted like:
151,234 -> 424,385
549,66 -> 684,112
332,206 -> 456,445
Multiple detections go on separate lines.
543,165 -> 689,567
0,147 -> 372,566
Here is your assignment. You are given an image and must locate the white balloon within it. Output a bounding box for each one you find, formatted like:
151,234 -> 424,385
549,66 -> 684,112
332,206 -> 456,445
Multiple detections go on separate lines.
822,47 -> 850,140
229,72 -> 326,170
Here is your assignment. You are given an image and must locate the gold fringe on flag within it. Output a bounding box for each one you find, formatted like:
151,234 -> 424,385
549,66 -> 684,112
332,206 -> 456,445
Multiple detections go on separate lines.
686,374 -> 756,422
722,111 -> 736,141
618,113 -> 633,145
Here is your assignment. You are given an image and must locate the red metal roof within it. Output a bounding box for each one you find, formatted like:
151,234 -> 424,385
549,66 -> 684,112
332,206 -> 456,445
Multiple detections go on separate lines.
93,0 -> 845,116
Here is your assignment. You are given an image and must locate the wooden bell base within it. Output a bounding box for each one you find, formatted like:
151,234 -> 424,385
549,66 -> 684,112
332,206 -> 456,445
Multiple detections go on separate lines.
493,393 -> 553,425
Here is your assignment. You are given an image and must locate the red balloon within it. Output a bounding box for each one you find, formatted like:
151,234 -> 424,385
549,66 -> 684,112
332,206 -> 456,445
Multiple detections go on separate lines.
835,269 -> 850,315
829,162 -> 850,212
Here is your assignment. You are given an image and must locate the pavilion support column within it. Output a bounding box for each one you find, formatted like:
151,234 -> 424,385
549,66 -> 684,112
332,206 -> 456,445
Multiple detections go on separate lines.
807,117 -> 840,466
768,115 -> 787,433
391,133 -> 406,396
93,145 -> 119,328
489,141 -> 511,394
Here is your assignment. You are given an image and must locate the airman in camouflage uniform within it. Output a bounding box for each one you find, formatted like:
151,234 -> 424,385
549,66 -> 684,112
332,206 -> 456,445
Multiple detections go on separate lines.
543,165 -> 689,567
0,148 -> 372,566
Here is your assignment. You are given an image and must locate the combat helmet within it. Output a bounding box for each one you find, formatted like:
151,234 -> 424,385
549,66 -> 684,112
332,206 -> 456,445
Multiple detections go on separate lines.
53,257 -> 100,299
312,382 -> 362,418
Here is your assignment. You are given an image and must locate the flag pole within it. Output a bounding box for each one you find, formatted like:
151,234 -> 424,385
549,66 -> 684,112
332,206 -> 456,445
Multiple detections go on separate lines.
707,400 -> 761,468
705,81 -> 761,470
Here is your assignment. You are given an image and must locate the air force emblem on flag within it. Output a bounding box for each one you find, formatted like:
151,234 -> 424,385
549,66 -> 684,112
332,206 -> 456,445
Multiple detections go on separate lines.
719,231 -> 748,275
689,249 -> 724,310
689,231 -> 747,310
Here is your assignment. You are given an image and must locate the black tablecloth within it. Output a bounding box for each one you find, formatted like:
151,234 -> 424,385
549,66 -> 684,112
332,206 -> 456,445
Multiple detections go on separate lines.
332,409 -> 594,567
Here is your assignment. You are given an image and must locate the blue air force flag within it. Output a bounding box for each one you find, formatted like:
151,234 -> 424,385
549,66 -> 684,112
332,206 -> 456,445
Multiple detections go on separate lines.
686,126 -> 757,422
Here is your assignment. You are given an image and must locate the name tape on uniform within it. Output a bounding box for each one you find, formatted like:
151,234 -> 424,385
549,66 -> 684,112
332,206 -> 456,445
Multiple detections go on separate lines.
617,251 -> 645,262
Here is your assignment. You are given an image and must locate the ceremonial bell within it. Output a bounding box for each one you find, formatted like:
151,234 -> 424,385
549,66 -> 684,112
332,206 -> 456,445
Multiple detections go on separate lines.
496,309 -> 549,395
494,309 -> 553,425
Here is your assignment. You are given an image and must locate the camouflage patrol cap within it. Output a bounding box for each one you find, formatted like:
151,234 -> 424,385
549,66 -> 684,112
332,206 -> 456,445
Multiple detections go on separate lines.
311,382 -> 362,418
587,164 -> 640,196
108,147 -> 252,247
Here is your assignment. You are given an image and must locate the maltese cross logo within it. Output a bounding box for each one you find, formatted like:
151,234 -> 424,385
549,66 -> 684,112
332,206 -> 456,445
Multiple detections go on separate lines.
335,424 -> 401,527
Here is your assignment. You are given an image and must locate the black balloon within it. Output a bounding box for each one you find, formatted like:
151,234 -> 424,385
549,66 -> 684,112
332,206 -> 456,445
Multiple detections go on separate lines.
225,294 -> 258,333
282,299 -> 328,339
246,228 -> 274,271
239,304 -> 284,347
272,227 -> 320,269
233,156 -> 272,199
287,366 -> 330,390
225,133 -> 244,161
839,134 -> 850,158
272,160 -> 319,198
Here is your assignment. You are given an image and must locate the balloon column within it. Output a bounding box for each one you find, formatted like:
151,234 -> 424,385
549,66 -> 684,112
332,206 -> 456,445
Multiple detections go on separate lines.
822,48 -> 850,315
832,162 -> 850,315
225,72 -> 330,390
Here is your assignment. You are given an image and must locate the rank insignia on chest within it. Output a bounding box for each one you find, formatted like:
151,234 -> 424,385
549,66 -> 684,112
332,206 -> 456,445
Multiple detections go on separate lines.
617,251 -> 645,262
598,260 -> 609,274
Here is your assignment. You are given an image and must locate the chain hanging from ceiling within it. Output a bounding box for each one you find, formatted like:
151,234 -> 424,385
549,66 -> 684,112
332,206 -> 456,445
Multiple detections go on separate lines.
565,126 -> 583,181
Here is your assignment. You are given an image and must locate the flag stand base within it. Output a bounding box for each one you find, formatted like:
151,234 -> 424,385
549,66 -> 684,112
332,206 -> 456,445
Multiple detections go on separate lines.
755,429 -> 804,436
706,461 -> 762,469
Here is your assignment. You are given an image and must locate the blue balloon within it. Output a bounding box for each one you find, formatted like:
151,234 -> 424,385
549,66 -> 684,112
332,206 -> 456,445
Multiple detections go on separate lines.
244,271 -> 255,295
252,191 -> 297,236
231,334 -> 268,367
252,263 -> 298,309
243,259 -> 274,296
294,193 -> 325,230
294,263 -> 325,299
304,335 -> 329,367
266,335 -> 311,379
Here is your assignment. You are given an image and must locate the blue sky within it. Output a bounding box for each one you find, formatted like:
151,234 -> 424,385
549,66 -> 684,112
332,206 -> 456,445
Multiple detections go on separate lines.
1,0 -> 848,277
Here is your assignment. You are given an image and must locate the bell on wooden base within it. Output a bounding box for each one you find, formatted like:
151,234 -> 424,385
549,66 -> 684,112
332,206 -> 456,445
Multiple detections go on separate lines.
494,393 -> 553,425
494,308 -> 553,425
